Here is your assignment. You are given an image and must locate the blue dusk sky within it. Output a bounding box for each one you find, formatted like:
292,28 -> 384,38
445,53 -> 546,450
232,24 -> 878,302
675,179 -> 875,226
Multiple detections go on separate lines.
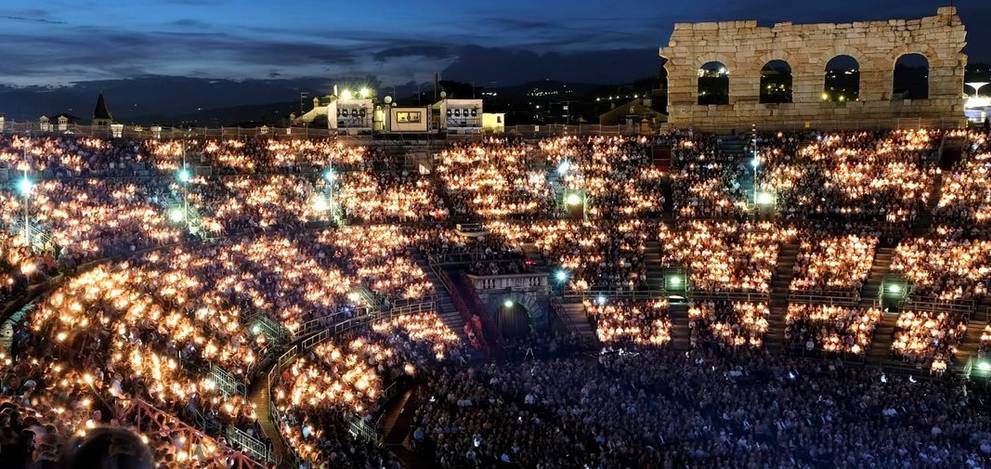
0,0 -> 987,87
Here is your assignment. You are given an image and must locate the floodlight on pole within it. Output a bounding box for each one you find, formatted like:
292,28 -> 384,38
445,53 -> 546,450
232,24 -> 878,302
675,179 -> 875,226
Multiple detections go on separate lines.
168,207 -> 185,223
565,192 -> 583,206
177,167 -> 192,184
16,176 -> 34,197
755,191 -> 775,206
324,168 -> 337,182
17,171 -> 33,246
313,194 -> 330,213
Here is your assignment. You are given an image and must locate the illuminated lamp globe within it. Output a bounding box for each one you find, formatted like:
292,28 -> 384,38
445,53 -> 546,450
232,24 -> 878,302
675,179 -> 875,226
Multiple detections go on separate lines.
16,177 -> 33,197
755,191 -> 774,206
168,207 -> 185,223
565,193 -> 583,206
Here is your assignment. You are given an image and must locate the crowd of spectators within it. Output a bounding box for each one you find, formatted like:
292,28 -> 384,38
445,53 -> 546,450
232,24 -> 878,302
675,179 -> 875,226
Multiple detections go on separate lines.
413,348 -> 991,468
659,221 -> 796,293
273,312 -> 463,467
891,226 -> 991,300
789,233 -> 878,294
785,304 -> 882,355
891,310 -> 969,374
754,129 -> 939,223
4,128 -> 991,467
583,298 -> 671,346
689,301 -> 770,349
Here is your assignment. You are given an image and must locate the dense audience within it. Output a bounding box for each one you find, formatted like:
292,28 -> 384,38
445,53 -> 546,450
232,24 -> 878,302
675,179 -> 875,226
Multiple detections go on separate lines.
659,221 -> 795,293
3,129 -> 991,468
892,310 -> 969,374
785,304 -> 882,354
891,226 -> 991,300
789,233 -> 878,295
583,298 -> 671,346
689,301 -> 770,349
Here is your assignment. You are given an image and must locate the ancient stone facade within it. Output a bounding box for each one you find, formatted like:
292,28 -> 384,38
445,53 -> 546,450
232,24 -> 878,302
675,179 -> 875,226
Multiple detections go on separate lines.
660,7 -> 968,131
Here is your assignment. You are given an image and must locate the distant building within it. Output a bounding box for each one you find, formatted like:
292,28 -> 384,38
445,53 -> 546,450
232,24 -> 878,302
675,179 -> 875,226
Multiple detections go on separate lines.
385,106 -> 430,133
433,94 -> 482,133
92,94 -> 113,127
599,98 -> 666,128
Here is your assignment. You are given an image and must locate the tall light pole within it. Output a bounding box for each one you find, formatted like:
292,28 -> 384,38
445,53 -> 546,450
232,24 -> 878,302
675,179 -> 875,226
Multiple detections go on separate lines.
751,123 -> 759,207
177,142 -> 192,232
16,170 -> 34,246
324,168 -> 337,220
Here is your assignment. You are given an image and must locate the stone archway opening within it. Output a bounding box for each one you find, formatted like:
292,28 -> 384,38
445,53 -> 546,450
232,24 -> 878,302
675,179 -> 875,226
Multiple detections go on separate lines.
698,61 -> 729,105
498,297 -> 531,339
760,60 -> 793,104
893,53 -> 929,100
823,55 -> 860,102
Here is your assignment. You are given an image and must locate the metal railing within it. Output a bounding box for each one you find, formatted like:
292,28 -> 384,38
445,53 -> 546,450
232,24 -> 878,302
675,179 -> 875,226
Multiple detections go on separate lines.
265,298 -> 437,464
121,398 -> 268,469
225,426 -> 274,464
787,290 -> 861,306
209,363 -> 248,398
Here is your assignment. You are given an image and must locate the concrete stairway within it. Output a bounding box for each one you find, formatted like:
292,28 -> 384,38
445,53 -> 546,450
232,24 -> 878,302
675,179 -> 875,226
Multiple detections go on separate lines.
866,312 -> 900,363
644,240 -> 664,290
912,171 -> 943,235
247,368 -> 286,466
412,252 -> 466,338
668,302 -> 692,351
858,247 -> 896,308
557,298 -> 597,341
765,242 -> 800,352
716,135 -> 749,161
953,319 -> 989,371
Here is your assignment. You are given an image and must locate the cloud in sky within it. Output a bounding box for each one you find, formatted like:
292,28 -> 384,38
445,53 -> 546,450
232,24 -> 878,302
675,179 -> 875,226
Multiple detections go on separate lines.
0,0 -> 986,87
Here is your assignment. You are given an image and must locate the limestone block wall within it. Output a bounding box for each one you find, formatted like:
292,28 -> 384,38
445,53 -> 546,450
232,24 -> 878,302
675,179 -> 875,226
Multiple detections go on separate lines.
660,7 -> 968,131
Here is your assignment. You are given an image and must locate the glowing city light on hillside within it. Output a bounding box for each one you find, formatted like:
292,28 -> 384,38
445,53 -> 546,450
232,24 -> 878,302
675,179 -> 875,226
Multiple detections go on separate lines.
16,176 -> 34,197
596,295 -> 607,306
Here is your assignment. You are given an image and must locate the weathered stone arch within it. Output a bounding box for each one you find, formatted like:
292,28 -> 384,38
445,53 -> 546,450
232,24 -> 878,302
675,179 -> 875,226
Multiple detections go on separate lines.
659,7 -> 966,130
823,55 -> 861,102
760,60 -> 793,103
698,61 -> 730,105
483,292 -> 542,337
892,52 -> 930,100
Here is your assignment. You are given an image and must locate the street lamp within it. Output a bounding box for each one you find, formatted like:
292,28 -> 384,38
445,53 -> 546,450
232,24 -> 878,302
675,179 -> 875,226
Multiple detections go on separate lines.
554,269 -> 569,283
16,172 -> 34,246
